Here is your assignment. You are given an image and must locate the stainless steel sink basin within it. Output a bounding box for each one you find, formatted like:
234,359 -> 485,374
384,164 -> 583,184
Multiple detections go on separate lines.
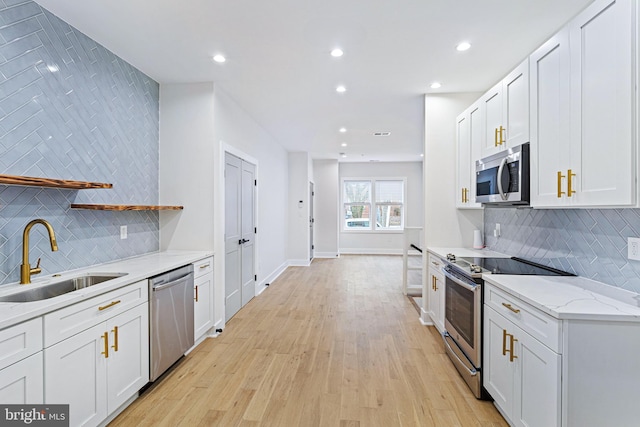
0,273 -> 128,302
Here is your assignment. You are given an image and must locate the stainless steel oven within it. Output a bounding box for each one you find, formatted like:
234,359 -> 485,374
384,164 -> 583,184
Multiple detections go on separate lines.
442,264 -> 483,398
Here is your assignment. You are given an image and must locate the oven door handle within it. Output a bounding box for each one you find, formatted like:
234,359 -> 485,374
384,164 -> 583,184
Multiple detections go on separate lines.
443,269 -> 479,292
443,332 -> 478,375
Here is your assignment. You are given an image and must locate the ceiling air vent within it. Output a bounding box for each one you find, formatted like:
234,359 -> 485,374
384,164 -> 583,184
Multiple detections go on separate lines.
373,132 -> 391,136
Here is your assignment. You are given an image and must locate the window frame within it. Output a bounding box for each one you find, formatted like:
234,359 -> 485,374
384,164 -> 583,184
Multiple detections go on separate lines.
341,177 -> 406,233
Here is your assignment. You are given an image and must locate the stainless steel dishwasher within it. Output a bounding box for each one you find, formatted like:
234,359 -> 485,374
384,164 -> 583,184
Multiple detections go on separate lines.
149,264 -> 194,381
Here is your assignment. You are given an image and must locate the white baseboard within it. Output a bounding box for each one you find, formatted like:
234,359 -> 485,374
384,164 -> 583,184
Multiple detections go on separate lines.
314,252 -> 340,258
258,261 -> 289,290
288,259 -> 311,267
339,248 -> 403,255
420,307 -> 432,326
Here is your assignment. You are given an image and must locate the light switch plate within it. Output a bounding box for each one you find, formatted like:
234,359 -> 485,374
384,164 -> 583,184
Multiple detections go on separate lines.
628,237 -> 640,260
120,225 -> 127,240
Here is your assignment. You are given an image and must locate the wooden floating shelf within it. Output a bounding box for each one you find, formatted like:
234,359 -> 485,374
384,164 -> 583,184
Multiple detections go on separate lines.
0,174 -> 113,189
70,204 -> 184,211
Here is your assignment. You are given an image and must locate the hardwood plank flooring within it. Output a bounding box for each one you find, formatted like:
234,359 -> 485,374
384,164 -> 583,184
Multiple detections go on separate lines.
109,255 -> 507,426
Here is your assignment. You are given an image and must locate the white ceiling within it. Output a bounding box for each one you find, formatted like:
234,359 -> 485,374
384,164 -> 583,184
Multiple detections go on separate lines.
36,0 -> 594,162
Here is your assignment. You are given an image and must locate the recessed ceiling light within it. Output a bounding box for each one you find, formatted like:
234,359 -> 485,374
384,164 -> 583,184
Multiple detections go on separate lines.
430,82 -> 442,89
331,48 -> 344,57
456,42 -> 471,52
213,54 -> 226,63
336,85 -> 346,93
420,153 -> 424,157
341,142 -> 347,147
340,153 -> 347,158
339,127 -> 347,133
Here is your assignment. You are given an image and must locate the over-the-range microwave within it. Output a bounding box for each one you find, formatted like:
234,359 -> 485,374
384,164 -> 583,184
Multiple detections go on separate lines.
475,143 -> 530,205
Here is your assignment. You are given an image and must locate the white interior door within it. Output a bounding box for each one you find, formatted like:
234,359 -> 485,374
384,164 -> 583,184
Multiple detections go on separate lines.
309,182 -> 314,261
240,161 -> 255,307
225,152 -> 256,321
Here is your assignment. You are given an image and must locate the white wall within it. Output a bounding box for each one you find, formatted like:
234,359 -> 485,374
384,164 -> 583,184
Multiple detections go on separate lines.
339,161 -> 423,254
288,152 -> 311,265
424,93 -> 483,248
159,83 -> 289,329
312,159 -> 339,258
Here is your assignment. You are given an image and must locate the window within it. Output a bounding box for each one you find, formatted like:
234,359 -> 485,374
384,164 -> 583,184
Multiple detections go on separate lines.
343,178 -> 405,231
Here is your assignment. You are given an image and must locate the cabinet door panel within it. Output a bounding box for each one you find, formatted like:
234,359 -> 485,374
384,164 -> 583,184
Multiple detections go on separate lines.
569,0 -> 635,206
530,30 -> 571,207
0,352 -> 43,404
106,304 -> 149,412
456,112 -> 471,208
468,103 -> 484,207
45,323 -> 107,427
481,83 -> 503,158
515,330 -> 561,427
195,274 -> 213,340
483,307 -> 514,416
503,59 -> 530,147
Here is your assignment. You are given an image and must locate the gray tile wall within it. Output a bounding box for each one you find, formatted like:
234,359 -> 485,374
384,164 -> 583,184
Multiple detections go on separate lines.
0,1 -> 159,285
484,207 -> 640,294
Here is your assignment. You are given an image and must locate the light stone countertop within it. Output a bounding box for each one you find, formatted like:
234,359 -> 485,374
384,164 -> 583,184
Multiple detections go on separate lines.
484,274 -> 640,322
427,246 -> 640,322
0,250 -> 213,330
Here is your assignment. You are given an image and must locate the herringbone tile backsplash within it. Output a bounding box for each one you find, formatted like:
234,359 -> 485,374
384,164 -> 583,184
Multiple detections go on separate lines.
485,207 -> 640,294
0,1 -> 159,285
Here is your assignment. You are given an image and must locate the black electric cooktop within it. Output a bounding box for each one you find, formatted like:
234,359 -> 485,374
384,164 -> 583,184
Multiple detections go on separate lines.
458,256 -> 576,276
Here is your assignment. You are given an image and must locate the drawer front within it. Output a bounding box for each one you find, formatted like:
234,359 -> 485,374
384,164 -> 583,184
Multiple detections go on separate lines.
193,257 -> 213,278
428,254 -> 444,271
485,283 -> 561,352
44,280 -> 148,348
0,318 -> 43,370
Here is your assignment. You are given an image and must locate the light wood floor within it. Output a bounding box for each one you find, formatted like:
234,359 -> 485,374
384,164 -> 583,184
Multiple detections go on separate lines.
110,255 -> 507,427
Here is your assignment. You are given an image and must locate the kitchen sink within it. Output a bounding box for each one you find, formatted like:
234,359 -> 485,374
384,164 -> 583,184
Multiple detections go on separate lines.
0,273 -> 128,303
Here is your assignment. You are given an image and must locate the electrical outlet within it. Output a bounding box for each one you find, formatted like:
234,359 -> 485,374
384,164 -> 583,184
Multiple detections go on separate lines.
120,225 -> 128,240
495,223 -> 501,237
628,237 -> 640,260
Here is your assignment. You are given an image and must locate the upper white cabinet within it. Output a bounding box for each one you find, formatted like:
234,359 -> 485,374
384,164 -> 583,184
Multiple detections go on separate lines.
480,59 -> 530,158
456,103 -> 483,208
531,0 -> 636,207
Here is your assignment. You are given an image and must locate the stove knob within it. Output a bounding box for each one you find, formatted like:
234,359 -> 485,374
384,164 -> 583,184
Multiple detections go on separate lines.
470,264 -> 482,273
446,253 -> 456,261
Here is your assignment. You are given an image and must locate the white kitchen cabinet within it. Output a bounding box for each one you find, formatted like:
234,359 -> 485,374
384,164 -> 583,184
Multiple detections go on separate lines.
44,283 -> 149,427
480,59 -> 530,158
0,317 -> 44,404
427,255 -> 445,333
193,256 -> 214,342
0,352 -> 43,404
456,103 -> 483,208
532,0 -> 636,207
484,305 -> 561,427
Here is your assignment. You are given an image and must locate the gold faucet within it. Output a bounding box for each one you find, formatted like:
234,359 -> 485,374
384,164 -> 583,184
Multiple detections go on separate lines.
20,219 -> 58,284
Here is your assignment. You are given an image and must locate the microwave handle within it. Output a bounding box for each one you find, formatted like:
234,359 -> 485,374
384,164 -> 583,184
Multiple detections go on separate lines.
497,157 -> 509,200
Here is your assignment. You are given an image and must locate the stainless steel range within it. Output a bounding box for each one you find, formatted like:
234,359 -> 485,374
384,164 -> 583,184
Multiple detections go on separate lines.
441,253 -> 574,399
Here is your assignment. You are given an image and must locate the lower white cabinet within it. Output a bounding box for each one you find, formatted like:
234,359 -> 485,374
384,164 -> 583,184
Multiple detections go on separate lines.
0,352 -> 44,404
193,257 -> 214,341
484,306 -> 561,427
427,255 -> 445,333
44,301 -> 149,427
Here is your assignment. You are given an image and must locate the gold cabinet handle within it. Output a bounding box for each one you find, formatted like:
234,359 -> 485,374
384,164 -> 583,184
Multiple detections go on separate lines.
98,300 -> 121,311
199,263 -> 210,269
502,302 -> 521,314
499,126 -> 505,145
567,169 -> 576,197
494,127 -> 499,147
433,277 -> 438,291
509,334 -> 518,362
461,188 -> 465,203
431,261 -> 440,267
195,285 -> 199,302
502,329 -> 508,356
101,332 -> 109,359
557,171 -> 566,198
466,188 -> 470,203
111,326 -> 119,352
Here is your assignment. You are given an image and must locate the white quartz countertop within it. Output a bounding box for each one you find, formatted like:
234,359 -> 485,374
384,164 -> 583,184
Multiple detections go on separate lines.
0,250 -> 213,330
484,274 -> 640,322
427,247 -> 509,259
